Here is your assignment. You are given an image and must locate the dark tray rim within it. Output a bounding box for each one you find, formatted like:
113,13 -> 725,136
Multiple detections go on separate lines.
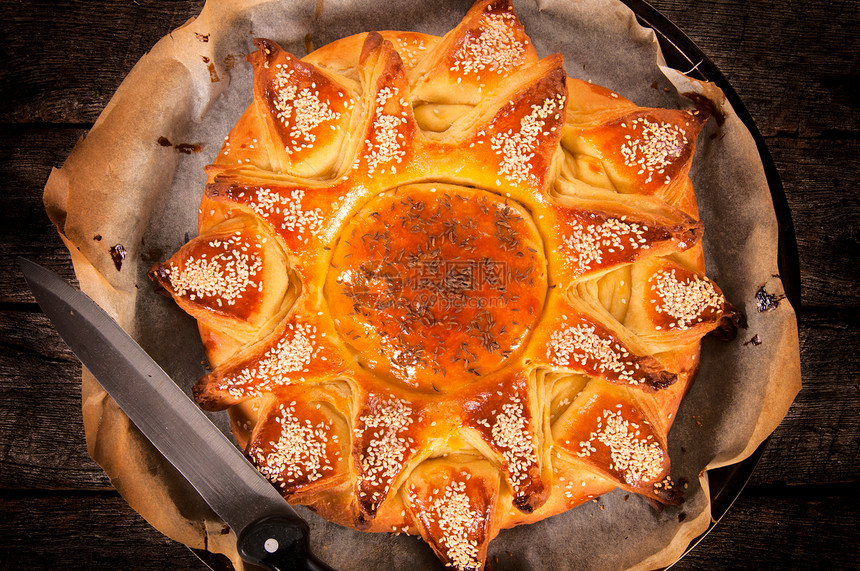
616,0 -> 801,567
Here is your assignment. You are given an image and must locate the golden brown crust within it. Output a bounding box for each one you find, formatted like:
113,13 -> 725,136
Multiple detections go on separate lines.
403,458 -> 501,570
150,0 -> 734,568
325,184 -> 547,393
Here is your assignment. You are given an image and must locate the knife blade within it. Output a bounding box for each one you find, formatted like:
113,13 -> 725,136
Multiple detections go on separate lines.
20,258 -> 332,571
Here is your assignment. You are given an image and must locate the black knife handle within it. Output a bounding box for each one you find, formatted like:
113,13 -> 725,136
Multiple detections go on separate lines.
237,514 -> 334,571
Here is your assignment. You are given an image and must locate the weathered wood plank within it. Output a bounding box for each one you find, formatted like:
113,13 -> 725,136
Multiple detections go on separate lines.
649,0 -> 860,137
0,309 -> 109,490
673,488 -> 860,570
1,490 -> 856,569
0,0 -> 205,124
0,0 -> 856,138
749,309 -> 860,487
0,493 -> 207,570
0,126 -> 83,302
1,307 -> 855,489
2,127 -> 856,308
767,137 -> 860,308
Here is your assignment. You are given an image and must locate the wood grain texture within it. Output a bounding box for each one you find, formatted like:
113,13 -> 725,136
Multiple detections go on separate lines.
649,0 -> 860,138
0,0 -> 205,124
749,310 -> 860,487
768,138 -> 860,308
0,309 -> 108,490
672,489 -> 860,570
0,126 -> 82,302
2,131 -> 857,309
1,491 -> 856,570
0,494 -> 206,570
0,0 -> 856,569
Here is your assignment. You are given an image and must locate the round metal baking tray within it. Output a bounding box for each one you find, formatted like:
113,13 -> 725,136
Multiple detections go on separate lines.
192,1 -> 801,568
618,1 -> 801,567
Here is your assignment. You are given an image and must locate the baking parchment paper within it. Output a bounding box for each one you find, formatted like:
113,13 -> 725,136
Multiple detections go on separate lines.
42,0 -> 802,568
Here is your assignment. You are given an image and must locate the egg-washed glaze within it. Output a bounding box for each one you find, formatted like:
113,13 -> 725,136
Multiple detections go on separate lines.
150,1 -> 736,568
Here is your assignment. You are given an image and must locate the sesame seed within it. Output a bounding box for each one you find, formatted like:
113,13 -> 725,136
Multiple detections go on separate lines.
489,94 -> 566,185
250,404 -> 337,489
451,13 -> 525,76
547,322 -> 638,384
578,409 -> 664,485
651,269 -> 724,330
562,217 -> 648,272
356,396 -> 415,506
413,478 -> 481,570
485,399 -> 538,489
220,322 -> 320,397
247,188 -> 324,239
270,66 -> 340,154
365,87 -> 407,174
166,234 -> 262,306
619,117 -> 687,184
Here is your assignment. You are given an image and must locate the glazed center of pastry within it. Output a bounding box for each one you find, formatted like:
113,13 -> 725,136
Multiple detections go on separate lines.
325,184 -> 547,393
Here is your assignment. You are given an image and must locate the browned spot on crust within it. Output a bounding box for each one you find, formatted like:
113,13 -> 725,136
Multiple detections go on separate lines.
682,91 -> 723,126
175,143 -> 204,154
110,244 -> 126,271
207,62 -> 220,82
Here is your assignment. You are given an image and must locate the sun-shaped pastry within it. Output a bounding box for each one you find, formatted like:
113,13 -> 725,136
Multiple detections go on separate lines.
150,1 -> 737,568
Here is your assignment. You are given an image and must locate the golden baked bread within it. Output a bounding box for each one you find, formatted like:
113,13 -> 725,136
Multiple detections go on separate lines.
150,1 -> 736,568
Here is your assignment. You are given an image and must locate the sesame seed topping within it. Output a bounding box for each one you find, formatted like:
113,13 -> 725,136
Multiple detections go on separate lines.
365,87 -> 407,174
562,217 -> 648,272
421,479 -> 481,570
450,13 -> 525,76
356,396 -> 415,506
578,409 -> 664,485
619,117 -> 687,184
548,322 -> 638,384
395,36 -> 427,68
248,188 -> 324,239
489,94 -> 566,185
485,398 -> 537,489
166,234 -> 262,306
271,67 -> 340,154
251,403 -> 337,488
220,322 -> 320,398
651,269 -> 724,330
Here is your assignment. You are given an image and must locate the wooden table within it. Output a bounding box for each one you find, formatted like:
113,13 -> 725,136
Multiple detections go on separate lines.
1,0 -> 857,568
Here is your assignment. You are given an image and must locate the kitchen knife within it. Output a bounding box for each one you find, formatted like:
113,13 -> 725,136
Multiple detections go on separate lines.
20,258 -> 333,571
